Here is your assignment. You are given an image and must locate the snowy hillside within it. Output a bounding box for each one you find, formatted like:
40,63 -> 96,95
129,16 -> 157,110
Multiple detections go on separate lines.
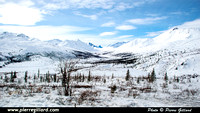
47,39 -> 95,51
116,19 -> 200,53
0,32 -> 97,68
96,19 -> 200,78
108,41 -> 128,48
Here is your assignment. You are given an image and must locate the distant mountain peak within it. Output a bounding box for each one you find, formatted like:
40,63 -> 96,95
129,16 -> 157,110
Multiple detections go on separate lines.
0,32 -> 30,40
89,42 -> 103,48
108,41 -> 128,48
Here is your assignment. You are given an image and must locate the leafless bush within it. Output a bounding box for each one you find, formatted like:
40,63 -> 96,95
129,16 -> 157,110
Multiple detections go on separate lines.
57,87 -> 63,95
72,85 -> 92,88
173,84 -> 179,89
162,82 -> 168,89
119,86 -> 127,91
58,60 -> 79,96
78,90 -> 100,105
132,91 -> 140,98
180,89 -> 197,97
109,85 -> 117,93
35,87 -> 43,93
139,86 -> 152,93
44,89 -> 50,94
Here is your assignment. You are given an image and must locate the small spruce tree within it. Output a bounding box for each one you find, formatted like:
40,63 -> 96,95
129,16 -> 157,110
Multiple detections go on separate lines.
24,71 -> 28,83
40,76 -> 43,83
88,70 -> 91,82
82,74 -> 85,82
34,74 -> 36,83
54,74 -> 57,82
111,73 -> 114,79
164,72 -> 168,82
149,68 -> 156,83
4,75 -> 9,83
104,78 -> 106,83
137,77 -> 140,84
37,69 -> 40,78
125,69 -> 130,81
10,71 -> 13,82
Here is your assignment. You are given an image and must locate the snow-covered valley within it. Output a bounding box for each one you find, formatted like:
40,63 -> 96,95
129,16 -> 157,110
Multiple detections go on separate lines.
0,19 -> 200,107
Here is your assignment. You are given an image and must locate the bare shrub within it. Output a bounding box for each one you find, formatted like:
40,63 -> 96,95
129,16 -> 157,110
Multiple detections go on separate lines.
73,85 -> 92,88
110,85 -> 117,93
36,87 -> 43,93
132,91 -> 140,98
58,60 -> 78,96
119,86 -> 127,91
44,89 -> 50,94
78,90 -> 100,105
57,88 -> 63,95
173,84 -> 179,89
180,89 -> 197,97
162,82 -> 168,89
139,86 -> 152,93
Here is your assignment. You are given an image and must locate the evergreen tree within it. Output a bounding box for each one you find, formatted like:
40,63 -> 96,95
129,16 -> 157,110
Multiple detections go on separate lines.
10,71 -> 13,82
4,75 -> 9,83
82,74 -> 85,82
111,73 -> 114,79
149,68 -> 156,83
137,77 -> 140,84
34,74 -> 36,83
125,69 -> 130,81
24,71 -> 28,83
104,78 -> 106,83
40,76 -> 43,83
13,71 -> 17,79
37,69 -> 40,78
164,72 -> 168,82
46,71 -> 50,83
88,70 -> 91,82
54,74 -> 57,82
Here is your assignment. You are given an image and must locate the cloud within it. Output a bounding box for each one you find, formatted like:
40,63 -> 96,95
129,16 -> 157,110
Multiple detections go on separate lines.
116,35 -> 134,39
99,31 -> 116,36
0,0 -> 159,26
109,2 -> 132,12
170,11 -> 189,15
0,25 -> 92,40
73,11 -> 98,20
115,25 -> 136,30
0,1 -> 44,25
108,0 -> 157,12
101,21 -> 115,27
127,17 -> 167,25
42,0 -> 115,10
40,0 -> 156,13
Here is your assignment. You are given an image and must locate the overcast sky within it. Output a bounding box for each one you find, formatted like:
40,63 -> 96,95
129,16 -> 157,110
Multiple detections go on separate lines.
0,0 -> 200,46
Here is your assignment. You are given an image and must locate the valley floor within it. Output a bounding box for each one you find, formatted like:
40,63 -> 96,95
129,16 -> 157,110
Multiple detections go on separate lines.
0,56 -> 200,107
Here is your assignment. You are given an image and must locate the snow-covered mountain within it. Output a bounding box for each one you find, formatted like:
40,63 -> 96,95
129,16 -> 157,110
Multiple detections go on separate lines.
116,19 -> 200,53
0,32 -> 97,68
88,42 -> 103,48
47,39 -> 95,51
99,19 -> 200,77
108,41 -> 128,48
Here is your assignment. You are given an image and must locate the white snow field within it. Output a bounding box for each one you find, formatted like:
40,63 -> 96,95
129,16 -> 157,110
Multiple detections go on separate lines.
0,19 -> 200,107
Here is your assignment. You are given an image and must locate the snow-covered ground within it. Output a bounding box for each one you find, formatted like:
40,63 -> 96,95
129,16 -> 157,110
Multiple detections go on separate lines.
0,55 -> 200,107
